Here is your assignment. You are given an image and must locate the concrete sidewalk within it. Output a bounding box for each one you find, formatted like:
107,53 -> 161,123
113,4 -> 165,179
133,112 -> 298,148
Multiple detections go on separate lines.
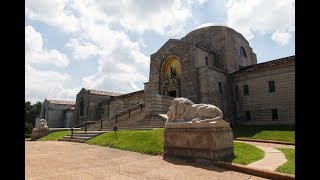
246,146 -> 287,171
26,141 -> 267,180
234,140 -> 294,172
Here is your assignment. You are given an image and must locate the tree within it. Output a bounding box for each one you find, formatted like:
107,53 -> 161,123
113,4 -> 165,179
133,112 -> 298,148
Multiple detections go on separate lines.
25,101 -> 42,126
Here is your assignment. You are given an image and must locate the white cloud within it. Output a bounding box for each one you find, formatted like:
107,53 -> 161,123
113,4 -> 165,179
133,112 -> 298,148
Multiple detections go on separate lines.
25,25 -> 70,68
25,0 -> 79,33
65,38 -> 98,60
195,22 -> 227,29
271,31 -> 292,47
25,64 -> 79,103
79,0 -> 192,36
226,0 -> 295,45
195,0 -> 208,5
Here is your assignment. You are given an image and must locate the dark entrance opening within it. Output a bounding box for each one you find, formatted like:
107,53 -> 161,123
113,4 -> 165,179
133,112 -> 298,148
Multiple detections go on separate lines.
168,90 -> 177,97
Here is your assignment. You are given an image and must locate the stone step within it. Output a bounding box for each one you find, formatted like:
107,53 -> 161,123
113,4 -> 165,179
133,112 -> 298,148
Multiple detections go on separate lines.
72,131 -> 107,134
61,136 -> 92,140
66,134 -> 100,137
58,138 -> 86,143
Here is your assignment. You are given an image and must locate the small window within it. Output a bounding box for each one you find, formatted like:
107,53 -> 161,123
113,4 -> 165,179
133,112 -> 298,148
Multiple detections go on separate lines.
245,111 -> 251,121
79,99 -> 84,116
235,86 -> 239,100
219,82 -> 222,93
42,106 -> 46,119
271,109 -> 278,121
269,81 -> 275,93
240,47 -> 247,58
243,85 -> 249,96
205,56 -> 208,66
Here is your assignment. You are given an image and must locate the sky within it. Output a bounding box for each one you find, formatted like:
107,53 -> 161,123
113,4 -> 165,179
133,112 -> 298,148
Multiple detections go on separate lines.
25,0 -> 295,103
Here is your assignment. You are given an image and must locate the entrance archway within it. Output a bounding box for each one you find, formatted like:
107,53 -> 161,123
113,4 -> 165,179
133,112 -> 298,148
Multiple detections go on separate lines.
160,55 -> 181,97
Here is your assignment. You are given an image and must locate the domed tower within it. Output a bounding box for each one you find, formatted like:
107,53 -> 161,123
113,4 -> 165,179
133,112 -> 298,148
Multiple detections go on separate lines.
145,26 -> 257,123
181,26 -> 257,72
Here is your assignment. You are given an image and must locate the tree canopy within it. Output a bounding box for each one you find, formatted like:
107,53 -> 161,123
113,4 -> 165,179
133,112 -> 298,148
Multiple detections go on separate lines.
25,100 -> 42,126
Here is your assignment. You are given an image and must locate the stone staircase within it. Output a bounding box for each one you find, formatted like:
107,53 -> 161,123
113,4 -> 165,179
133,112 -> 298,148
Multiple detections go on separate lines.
58,131 -> 107,143
58,108 -> 169,143
87,108 -> 167,131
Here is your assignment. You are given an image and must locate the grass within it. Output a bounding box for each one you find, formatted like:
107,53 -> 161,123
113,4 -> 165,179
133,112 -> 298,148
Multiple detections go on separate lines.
86,128 -> 164,155
226,142 -> 265,165
276,148 -> 295,175
233,125 -> 295,143
25,133 -> 31,138
37,130 -> 72,141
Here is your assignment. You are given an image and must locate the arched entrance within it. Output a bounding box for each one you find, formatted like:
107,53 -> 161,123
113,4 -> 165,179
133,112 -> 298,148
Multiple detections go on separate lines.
160,55 -> 181,97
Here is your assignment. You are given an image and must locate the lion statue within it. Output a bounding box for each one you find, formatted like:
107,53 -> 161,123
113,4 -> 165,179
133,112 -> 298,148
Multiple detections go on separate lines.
167,97 -> 223,123
36,119 -> 48,129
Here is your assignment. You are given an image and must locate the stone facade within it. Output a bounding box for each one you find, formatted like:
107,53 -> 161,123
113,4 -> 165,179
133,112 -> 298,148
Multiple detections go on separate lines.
39,99 -> 75,128
99,90 -> 145,119
74,88 -> 123,124
37,25 -> 295,127
230,56 -> 295,125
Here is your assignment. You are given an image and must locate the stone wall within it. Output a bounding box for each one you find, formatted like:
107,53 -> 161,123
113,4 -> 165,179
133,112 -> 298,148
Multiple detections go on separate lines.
197,66 -> 234,123
74,88 -> 112,123
46,109 -> 65,128
64,109 -> 74,128
145,93 -> 174,116
181,26 -> 257,73
148,39 -> 201,103
102,90 -> 145,118
40,99 -> 74,128
231,60 -> 295,125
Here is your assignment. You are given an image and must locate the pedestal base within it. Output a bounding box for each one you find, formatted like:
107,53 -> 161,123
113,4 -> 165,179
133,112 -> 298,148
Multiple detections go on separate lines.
164,121 -> 234,162
31,128 -> 50,141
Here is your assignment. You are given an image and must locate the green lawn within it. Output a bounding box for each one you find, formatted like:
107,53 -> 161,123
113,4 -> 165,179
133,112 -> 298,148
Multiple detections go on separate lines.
276,148 -> 295,175
233,125 -> 295,143
37,130 -> 72,141
86,128 -> 164,155
226,142 -> 265,165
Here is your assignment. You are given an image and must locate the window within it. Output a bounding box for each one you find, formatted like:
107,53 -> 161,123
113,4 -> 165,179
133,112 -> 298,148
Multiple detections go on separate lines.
271,109 -> 278,121
42,106 -> 46,119
243,85 -> 249,96
240,47 -> 247,58
245,111 -> 251,121
79,99 -> 84,116
269,81 -> 275,93
219,82 -> 222,93
235,86 -> 239,100
205,56 -> 208,66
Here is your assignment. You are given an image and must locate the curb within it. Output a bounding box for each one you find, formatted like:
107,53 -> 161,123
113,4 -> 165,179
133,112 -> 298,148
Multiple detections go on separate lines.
215,161 -> 295,180
234,138 -> 295,145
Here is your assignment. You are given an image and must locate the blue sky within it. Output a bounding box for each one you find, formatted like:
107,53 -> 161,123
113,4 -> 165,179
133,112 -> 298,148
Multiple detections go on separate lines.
25,0 -> 295,103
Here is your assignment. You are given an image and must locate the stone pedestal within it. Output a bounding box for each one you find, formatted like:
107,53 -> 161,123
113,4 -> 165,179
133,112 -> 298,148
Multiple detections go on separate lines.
31,128 -> 50,141
164,121 -> 234,162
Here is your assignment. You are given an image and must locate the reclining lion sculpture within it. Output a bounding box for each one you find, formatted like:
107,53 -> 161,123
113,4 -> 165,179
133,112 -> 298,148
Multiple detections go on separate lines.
36,119 -> 48,129
167,97 -> 223,123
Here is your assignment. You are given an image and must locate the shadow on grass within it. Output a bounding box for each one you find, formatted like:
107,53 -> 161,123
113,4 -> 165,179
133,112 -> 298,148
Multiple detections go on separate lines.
232,125 -> 295,138
162,156 -> 229,173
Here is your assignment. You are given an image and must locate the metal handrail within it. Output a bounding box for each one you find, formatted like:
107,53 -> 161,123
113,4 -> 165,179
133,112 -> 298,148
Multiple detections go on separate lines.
71,101 -> 145,139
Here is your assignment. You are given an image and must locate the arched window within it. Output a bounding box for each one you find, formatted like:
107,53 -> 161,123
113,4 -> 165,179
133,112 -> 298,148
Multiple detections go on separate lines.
79,99 -> 84,116
240,47 -> 247,58
42,106 -> 46,119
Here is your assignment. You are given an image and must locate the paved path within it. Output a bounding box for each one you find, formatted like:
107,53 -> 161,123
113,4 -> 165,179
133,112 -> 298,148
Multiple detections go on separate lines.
234,140 -> 294,171
26,141 -> 267,180
246,146 -> 287,171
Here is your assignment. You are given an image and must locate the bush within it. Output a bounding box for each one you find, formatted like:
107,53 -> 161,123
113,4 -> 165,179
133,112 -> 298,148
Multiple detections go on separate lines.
25,122 -> 34,134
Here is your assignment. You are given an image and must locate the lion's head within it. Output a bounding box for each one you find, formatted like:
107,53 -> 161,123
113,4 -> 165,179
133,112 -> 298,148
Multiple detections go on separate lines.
36,119 -> 48,129
167,98 -> 194,121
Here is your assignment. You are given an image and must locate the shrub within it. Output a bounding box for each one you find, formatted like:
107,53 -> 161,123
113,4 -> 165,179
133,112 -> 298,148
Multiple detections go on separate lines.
25,122 -> 34,134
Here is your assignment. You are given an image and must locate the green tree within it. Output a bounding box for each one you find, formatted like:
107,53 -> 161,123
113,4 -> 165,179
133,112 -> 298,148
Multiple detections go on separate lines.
25,101 -> 42,126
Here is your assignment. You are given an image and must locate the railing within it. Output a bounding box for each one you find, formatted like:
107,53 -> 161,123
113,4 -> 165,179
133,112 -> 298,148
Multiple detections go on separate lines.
70,101 -> 145,139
